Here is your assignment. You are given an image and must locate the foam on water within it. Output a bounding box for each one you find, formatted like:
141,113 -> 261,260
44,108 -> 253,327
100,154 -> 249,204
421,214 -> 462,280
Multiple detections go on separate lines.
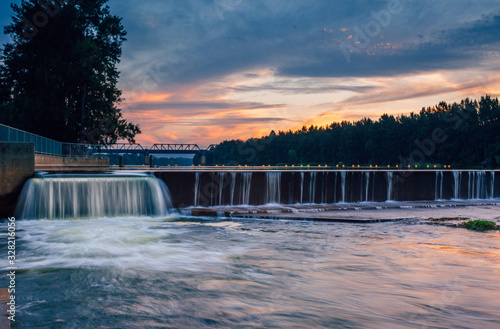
15,215 -> 233,272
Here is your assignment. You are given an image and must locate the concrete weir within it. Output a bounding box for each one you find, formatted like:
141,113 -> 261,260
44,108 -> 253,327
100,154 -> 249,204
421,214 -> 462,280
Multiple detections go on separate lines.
0,142 -> 34,218
0,141 -> 109,218
153,169 -> 500,208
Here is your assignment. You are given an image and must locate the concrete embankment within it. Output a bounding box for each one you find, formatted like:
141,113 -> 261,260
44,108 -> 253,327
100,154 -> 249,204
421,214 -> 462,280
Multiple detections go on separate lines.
0,142 -> 34,218
35,154 -> 109,171
0,142 -> 109,218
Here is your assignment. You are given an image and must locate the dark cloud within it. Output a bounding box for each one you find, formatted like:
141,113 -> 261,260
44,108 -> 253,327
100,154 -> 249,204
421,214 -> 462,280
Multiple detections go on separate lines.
107,0 -> 500,88
126,101 -> 286,116
231,83 -> 376,94
174,116 -> 290,126
2,1 -> 499,84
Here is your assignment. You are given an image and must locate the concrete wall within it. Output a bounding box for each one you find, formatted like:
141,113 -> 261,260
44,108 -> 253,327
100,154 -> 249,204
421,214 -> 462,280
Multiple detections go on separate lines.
155,170 -> 499,208
35,154 -> 109,170
0,142 -> 34,218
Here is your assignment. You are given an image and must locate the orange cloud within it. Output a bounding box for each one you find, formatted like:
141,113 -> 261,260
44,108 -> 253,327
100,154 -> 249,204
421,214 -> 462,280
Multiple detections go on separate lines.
119,68 -> 500,147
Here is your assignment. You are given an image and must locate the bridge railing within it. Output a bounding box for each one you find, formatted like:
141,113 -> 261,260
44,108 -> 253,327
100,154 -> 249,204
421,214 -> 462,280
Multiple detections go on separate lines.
151,144 -> 200,151
0,123 -> 216,156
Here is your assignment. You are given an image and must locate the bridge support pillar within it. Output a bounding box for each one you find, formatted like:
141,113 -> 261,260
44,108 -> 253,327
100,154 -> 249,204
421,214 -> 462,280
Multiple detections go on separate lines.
119,155 -> 124,168
144,153 -> 150,166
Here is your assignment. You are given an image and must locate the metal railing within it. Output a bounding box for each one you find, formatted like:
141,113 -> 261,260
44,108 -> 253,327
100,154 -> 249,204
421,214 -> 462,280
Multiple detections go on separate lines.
0,123 -> 94,157
0,123 -> 63,155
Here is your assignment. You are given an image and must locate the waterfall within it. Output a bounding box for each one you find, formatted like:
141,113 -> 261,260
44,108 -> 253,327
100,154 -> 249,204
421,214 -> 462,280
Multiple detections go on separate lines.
386,172 -> 393,201
194,172 -> 201,206
466,171 -> 489,199
435,171 -> 443,200
491,171 -> 495,199
333,172 -> 338,203
452,171 -> 461,199
475,171 -> 486,199
300,172 -> 304,203
16,173 -> 173,220
364,171 -> 371,202
265,172 -> 281,204
340,171 -> 346,203
309,172 -> 317,203
230,172 -> 236,206
468,171 -> 474,199
240,172 -> 252,205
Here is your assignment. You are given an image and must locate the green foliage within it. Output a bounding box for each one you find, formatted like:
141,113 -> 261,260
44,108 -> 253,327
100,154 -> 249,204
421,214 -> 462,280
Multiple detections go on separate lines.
0,0 -> 140,144
461,220 -> 498,231
211,96 -> 500,168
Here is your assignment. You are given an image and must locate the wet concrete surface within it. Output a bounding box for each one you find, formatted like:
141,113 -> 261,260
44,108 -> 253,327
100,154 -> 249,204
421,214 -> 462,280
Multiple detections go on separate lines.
186,200 -> 500,223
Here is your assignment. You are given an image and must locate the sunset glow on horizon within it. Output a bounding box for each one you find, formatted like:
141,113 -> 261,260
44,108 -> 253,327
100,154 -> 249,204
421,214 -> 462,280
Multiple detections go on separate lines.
113,0 -> 500,147
3,0 -> 498,147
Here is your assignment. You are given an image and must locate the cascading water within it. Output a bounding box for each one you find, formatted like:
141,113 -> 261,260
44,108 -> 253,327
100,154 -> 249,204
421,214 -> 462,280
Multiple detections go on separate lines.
386,172 -> 393,201
240,172 -> 252,205
265,172 -> 281,204
468,171 -> 475,199
453,171 -> 462,199
194,172 -> 201,206
340,171 -> 346,203
475,171 -> 486,199
189,170 -> 496,207
333,172 -> 338,203
490,171 -> 495,199
230,172 -> 236,206
300,172 -> 305,204
16,172 -> 173,220
309,172 -> 317,203
364,171 -> 371,202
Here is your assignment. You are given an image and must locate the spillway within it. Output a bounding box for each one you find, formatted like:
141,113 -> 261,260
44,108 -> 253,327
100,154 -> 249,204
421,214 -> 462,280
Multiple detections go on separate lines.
155,170 -> 499,208
16,172 -> 173,219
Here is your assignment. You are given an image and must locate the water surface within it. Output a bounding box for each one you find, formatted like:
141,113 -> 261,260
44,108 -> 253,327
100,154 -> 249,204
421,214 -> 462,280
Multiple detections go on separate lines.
3,214 -> 500,328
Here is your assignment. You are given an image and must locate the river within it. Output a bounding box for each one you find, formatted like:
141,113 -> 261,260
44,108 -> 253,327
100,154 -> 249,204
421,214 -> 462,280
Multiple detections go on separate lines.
4,212 -> 500,328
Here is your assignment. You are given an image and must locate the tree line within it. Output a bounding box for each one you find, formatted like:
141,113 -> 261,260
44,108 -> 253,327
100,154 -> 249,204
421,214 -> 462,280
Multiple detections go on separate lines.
211,96 -> 500,168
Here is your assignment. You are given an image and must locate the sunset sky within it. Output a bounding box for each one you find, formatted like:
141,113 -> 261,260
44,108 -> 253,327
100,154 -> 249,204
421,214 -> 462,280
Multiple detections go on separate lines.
2,0 -> 500,147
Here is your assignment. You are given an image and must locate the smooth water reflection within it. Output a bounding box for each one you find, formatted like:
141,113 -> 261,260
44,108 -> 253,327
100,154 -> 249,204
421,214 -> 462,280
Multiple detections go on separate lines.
3,216 -> 500,328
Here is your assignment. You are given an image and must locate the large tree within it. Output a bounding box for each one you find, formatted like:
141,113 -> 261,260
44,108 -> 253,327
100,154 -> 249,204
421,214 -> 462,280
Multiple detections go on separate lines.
0,0 -> 140,144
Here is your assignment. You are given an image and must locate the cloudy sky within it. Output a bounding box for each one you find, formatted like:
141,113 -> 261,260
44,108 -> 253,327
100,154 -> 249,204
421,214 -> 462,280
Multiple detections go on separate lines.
2,0 -> 500,146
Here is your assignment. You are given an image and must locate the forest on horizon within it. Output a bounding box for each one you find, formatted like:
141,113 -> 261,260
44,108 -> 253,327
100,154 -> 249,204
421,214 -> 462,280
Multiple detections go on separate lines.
209,95 -> 500,168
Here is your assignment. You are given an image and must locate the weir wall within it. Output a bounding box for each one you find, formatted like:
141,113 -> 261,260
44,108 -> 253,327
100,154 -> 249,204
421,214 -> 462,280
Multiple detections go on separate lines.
0,142 -> 35,217
154,170 -> 500,208
0,142 -> 109,217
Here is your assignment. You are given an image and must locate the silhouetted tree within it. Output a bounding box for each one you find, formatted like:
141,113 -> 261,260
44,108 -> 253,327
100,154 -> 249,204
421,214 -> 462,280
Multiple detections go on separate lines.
0,0 -> 140,144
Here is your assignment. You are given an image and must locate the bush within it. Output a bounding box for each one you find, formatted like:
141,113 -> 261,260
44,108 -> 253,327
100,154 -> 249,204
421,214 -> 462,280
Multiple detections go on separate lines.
462,220 -> 498,232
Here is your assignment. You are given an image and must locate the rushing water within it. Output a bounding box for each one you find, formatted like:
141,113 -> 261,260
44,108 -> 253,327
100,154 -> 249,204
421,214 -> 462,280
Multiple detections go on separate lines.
4,172 -> 500,327
3,215 -> 500,328
15,172 -> 172,220
188,170 -> 497,207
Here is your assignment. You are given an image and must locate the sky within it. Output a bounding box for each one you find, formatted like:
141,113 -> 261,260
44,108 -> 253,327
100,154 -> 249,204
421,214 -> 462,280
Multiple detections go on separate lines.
2,0 -> 500,147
